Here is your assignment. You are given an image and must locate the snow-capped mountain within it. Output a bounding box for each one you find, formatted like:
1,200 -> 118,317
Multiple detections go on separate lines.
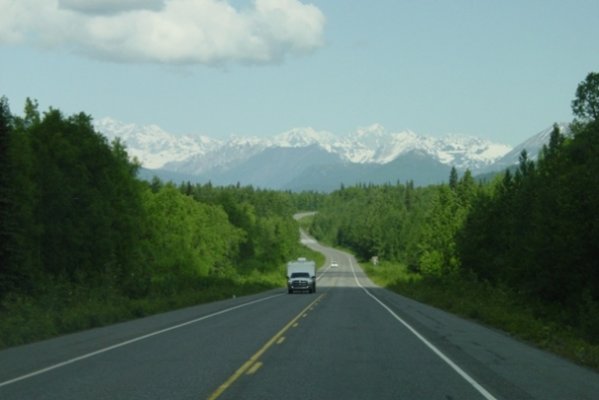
95,118 -> 510,171
477,123 -> 570,174
93,117 -> 521,190
271,127 -> 339,149
164,136 -> 267,175
339,124 -> 511,169
94,117 -> 221,169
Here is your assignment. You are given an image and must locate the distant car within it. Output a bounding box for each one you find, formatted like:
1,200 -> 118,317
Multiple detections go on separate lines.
330,261 -> 339,268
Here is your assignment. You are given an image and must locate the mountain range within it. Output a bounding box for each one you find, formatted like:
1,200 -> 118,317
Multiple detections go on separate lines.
94,118 -> 568,192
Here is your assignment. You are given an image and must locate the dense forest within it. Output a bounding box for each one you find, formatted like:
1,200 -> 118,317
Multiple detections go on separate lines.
0,99 -> 306,347
310,73 -> 599,344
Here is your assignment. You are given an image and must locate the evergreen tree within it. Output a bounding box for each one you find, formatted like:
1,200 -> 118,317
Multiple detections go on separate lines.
449,166 -> 459,190
0,99 -> 41,295
0,97 -> 12,291
572,72 -> 599,123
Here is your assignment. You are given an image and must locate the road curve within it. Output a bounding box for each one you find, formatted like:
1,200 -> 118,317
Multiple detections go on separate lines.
1,231 -> 598,399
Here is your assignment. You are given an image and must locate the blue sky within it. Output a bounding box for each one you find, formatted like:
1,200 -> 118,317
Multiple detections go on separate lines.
1,0 -> 598,145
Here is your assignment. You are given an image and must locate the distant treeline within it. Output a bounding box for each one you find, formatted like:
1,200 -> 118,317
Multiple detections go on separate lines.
0,98 -> 308,304
310,73 -> 599,341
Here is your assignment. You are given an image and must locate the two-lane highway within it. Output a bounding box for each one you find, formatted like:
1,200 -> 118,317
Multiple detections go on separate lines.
211,261 -> 493,399
1,231 -> 599,399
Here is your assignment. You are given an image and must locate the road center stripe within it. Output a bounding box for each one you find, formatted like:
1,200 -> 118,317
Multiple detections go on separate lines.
207,293 -> 325,400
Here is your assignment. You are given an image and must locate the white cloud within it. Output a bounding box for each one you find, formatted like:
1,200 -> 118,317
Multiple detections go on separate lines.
0,0 -> 325,65
58,0 -> 165,15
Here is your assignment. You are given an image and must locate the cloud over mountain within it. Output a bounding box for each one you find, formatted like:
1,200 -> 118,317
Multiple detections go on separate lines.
0,0 -> 325,65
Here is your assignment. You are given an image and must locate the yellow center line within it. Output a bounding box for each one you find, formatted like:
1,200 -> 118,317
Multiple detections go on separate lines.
276,337 -> 286,345
207,293 -> 325,400
246,361 -> 263,375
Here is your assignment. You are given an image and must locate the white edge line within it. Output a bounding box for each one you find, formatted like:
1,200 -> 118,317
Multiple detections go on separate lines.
0,293 -> 284,388
347,256 -> 498,400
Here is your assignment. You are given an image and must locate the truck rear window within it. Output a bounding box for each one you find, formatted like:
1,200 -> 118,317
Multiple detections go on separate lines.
291,272 -> 310,278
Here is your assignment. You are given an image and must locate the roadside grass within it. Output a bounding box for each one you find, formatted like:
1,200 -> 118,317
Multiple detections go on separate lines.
0,272 -> 282,351
0,243 -> 324,351
363,261 -> 599,371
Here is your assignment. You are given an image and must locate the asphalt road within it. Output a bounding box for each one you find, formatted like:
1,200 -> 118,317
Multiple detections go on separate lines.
1,231 -> 598,399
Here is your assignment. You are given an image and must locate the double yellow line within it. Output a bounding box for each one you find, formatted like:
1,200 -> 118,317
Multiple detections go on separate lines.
207,293 -> 325,400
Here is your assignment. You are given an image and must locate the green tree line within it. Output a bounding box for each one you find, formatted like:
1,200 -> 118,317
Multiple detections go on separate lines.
0,98 -> 303,346
310,73 -> 599,343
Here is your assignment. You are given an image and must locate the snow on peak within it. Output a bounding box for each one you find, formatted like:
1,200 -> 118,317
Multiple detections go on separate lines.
94,117 -> 221,169
339,126 -> 510,168
354,123 -> 386,137
272,127 -> 338,149
94,117 -> 513,174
